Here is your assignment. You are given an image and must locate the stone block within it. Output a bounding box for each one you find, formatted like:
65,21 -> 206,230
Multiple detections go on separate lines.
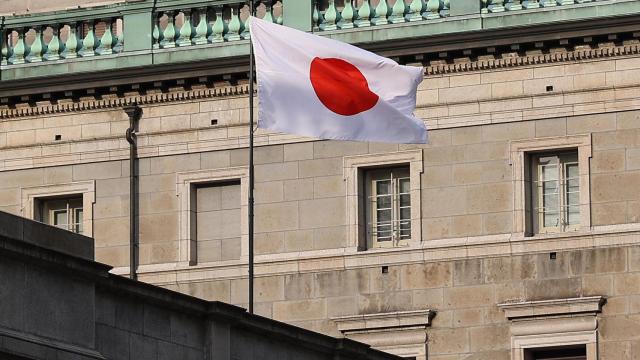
81,122 -> 111,138
254,232 -> 284,255
428,328 -> 468,355
453,259 -> 483,286
483,122 -> 535,142
452,126 -> 483,145
482,212 -> 512,235
592,129 -> 639,150
464,142 -> 508,162
423,187 -> 467,217
600,341 -> 632,360
592,149 -> 626,173
145,102 -> 199,118
327,296 -> 358,318
617,110 -> 640,129
140,191 -> 179,214
469,324 -> 510,352
255,202 -> 299,232
176,280 -> 230,302
254,181 -> 284,204
313,140 -> 368,159
44,166 -> 73,184
423,217 -> 451,240
629,201 -> 640,223
313,226 -> 347,250
230,278 -> 248,305
565,60 -> 615,75
535,118 -> 567,137
412,288 -> 444,309
255,145 -> 284,165
96,324 -> 130,360
283,229 -> 313,252
284,273 -> 315,300
573,72 -> 607,89
424,165 -> 453,188
73,161 -> 122,180
449,103 -> 480,116
444,285 -> 493,309
201,150 -> 231,169
148,154 -> 201,175
492,80 -> 524,98
94,217 -> 130,247
273,299 -> 326,321
95,245 -> 129,267
599,316 -> 640,341
627,149 -> 640,171
401,262 -> 452,290
298,157 -> 342,178
591,202 -> 628,226
129,333 -> 158,360
423,146 -> 465,165
220,237 -> 241,260
534,252 -> 569,279
283,178 -> 314,201
484,256 -> 535,283
314,269 -> 369,298
582,275 -> 613,296
229,148 -> 249,166
450,215 -> 482,237
139,213 -> 179,243
139,242 -> 178,264
466,182 -> 512,213
255,162 -> 298,182
299,197 -> 345,229
523,77 -> 573,95
570,247 -> 627,276
439,84 -> 492,103
420,76 -> 449,90
592,173 -> 640,202
6,129 -> 36,147
416,89 -> 439,106
357,291 -> 412,314
524,278 -> 581,301
449,73 -> 481,87
613,273 -> 640,296
567,113 -> 617,134
313,175 -> 345,199
96,177 -> 130,197
482,68 -> 533,83
284,142 -> 314,162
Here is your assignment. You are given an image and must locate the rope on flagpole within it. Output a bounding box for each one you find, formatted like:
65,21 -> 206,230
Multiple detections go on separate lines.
248,0 -> 256,315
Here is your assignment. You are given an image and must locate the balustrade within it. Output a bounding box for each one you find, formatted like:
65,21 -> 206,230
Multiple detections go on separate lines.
316,0 -> 448,30
483,0 -> 584,13
152,1 -> 282,49
1,16 -> 124,65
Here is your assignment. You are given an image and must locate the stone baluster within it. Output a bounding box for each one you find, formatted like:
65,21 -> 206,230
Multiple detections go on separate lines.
61,23 -> 79,59
489,0 -> 505,12
441,0 -> 450,16
506,0 -> 524,10
525,0 -> 540,7
241,11 -> 251,40
557,0 -> 573,5
177,9 -> 193,46
9,28 -> 26,64
355,0 -> 372,27
263,1 -> 275,23
339,0 -> 355,29
79,20 -> 97,57
210,6 -> 225,43
96,19 -> 115,55
481,0 -> 489,13
313,2 -> 321,31
1,31 -> 11,66
113,19 -> 124,53
26,26 -> 44,63
424,0 -> 441,19
44,24 -> 61,60
575,0 -> 591,3
193,7 -> 209,44
275,1 -> 283,25
389,0 -> 406,24
371,0 -> 389,26
540,0 -> 557,6
321,0 -> 338,30
406,0 -> 424,21
225,5 -> 242,41
161,11 -> 177,48
152,13 -> 161,49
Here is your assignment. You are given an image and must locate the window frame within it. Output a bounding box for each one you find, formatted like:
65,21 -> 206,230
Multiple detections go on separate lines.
40,196 -> 84,233
509,135 -> 592,238
344,150 -> 423,251
20,180 -> 95,237
365,167 -> 412,249
176,167 -> 249,266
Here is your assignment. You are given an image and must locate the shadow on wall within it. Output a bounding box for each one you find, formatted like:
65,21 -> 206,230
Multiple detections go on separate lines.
0,0 -> 125,15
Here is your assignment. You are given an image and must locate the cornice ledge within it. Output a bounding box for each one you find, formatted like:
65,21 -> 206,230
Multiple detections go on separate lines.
425,43 -> 640,76
331,310 -> 435,333
498,296 -> 605,320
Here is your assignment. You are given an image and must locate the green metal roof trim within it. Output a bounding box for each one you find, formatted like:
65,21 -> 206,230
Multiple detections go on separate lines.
0,0 -> 639,83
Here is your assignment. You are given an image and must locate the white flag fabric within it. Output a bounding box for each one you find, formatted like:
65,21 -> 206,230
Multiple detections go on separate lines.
249,17 -> 427,144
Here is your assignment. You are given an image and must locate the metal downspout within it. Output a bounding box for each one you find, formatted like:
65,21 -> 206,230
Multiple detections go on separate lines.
124,105 -> 142,281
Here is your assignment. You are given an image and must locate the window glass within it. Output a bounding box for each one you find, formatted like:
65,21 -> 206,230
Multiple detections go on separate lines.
366,167 -> 411,248
39,196 -> 84,234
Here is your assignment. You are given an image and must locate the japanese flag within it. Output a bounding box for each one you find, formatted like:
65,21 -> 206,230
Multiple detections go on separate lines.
249,17 -> 428,144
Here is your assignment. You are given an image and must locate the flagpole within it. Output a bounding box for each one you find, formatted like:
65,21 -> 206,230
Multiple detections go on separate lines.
248,1 -> 256,315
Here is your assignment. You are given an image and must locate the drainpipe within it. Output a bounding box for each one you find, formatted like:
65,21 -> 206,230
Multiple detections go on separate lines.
124,105 -> 142,281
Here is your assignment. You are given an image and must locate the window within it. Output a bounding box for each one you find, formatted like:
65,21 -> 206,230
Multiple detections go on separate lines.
531,151 -> 580,234
177,167 -> 249,265
365,167 -> 411,248
344,150 -> 423,251
509,135 -> 591,237
37,196 -> 84,234
524,345 -> 586,360
20,180 -> 95,237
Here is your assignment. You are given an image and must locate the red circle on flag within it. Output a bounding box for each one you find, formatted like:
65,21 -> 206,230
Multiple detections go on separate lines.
309,57 -> 379,116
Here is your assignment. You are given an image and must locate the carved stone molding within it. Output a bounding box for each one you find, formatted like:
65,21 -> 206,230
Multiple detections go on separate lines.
331,310 -> 435,359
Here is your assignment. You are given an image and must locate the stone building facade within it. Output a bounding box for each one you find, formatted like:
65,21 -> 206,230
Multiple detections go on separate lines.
1,0 -> 640,359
